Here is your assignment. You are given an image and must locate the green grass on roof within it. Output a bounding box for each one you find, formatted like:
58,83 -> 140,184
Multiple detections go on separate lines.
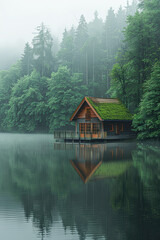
87,97 -> 132,120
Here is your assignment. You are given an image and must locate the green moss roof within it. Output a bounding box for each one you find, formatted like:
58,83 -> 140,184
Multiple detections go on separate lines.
87,97 -> 133,120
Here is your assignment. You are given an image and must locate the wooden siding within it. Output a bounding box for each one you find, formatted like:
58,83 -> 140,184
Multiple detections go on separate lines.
75,102 -> 97,119
103,121 -> 132,136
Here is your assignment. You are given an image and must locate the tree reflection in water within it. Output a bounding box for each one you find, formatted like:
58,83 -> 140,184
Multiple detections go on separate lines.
0,135 -> 159,240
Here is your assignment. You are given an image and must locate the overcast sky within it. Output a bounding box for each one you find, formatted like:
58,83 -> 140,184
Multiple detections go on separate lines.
0,0 -> 131,48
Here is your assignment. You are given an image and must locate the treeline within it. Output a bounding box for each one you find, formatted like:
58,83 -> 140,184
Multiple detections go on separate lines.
1,0 -> 160,139
110,0 -> 160,139
3,0 -> 160,139
0,1 -> 137,133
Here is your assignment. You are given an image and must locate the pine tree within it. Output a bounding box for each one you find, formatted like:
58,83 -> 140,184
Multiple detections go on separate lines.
88,11 -> 104,38
32,23 -> 54,77
58,28 -> 75,71
74,15 -> 89,83
75,15 -> 88,50
126,0 -> 137,16
21,42 -> 33,76
116,6 -> 126,44
103,8 -> 117,55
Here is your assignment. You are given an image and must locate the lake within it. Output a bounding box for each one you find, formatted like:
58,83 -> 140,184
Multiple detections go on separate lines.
0,133 -> 160,240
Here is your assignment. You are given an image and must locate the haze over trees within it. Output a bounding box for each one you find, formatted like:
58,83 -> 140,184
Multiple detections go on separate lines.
0,0 -> 159,139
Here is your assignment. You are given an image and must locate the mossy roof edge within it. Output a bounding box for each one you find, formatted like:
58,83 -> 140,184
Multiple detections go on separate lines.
87,97 -> 133,120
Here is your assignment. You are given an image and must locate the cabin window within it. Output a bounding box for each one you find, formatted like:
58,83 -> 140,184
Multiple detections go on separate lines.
86,123 -> 91,133
85,108 -> 91,120
120,123 -> 124,132
108,124 -> 114,132
80,123 -> 85,133
93,123 -> 99,134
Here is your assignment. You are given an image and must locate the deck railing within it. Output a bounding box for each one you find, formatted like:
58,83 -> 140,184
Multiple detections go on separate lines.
54,130 -> 107,140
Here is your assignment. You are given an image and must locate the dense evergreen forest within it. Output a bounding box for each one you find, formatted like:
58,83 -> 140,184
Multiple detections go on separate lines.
0,0 -> 159,139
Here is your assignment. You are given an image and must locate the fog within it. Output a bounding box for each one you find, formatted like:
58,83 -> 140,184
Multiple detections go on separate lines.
0,0 -> 129,69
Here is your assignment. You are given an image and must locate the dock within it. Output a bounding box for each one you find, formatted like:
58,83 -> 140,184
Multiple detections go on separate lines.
54,130 -> 136,142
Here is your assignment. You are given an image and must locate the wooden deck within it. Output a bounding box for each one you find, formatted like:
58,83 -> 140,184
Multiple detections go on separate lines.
54,131 -> 136,142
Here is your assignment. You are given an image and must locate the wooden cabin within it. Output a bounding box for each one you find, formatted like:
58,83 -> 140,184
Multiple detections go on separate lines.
70,97 -> 133,140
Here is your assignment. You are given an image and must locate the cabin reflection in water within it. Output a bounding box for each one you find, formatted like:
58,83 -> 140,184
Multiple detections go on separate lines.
54,142 -> 136,183
70,159 -> 102,183
71,144 -> 103,183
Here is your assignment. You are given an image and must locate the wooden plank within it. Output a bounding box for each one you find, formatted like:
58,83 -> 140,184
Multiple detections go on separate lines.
70,97 -> 103,121
75,102 -> 97,119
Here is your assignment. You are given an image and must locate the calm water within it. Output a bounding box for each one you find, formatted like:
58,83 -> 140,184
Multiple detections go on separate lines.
0,134 -> 160,240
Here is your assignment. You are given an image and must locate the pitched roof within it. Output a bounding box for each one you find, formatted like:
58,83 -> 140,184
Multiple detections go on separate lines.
70,97 -> 133,121
87,97 -> 133,120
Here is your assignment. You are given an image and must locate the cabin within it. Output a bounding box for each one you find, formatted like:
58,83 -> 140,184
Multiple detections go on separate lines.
54,96 -> 134,141
70,97 -> 133,140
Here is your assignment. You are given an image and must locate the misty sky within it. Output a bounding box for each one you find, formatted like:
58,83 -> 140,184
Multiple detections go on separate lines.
1,0 -> 130,48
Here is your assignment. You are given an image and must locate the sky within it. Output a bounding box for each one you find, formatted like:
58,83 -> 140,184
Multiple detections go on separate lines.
0,0 -> 130,69
1,0 -> 130,46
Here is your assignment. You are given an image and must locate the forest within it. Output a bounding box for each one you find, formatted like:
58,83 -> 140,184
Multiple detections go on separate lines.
0,0 -> 159,139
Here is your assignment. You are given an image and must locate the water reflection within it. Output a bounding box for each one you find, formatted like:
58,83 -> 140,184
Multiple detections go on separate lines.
68,142 -> 136,183
0,134 -> 159,240
70,144 -> 102,183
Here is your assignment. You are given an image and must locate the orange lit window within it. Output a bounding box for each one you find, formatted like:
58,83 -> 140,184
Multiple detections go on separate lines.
92,123 -> 100,134
80,123 -> 85,133
86,123 -> 91,133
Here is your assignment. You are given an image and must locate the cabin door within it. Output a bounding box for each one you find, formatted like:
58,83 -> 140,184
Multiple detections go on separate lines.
116,123 -> 123,135
116,124 -> 119,135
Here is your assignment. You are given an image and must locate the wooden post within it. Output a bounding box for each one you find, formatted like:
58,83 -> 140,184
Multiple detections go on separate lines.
121,123 -> 124,132
72,131 -> 74,144
102,122 -> 104,139
91,123 -> 93,140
